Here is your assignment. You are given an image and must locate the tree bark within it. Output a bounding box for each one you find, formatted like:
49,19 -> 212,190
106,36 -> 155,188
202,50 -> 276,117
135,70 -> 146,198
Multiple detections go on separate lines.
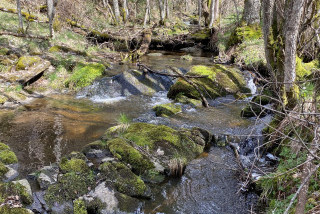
243,0 -> 261,25
165,0 -> 170,19
113,0 -> 121,23
16,0 -> 23,32
123,0 -> 129,22
143,0 -> 151,27
214,0 -> 219,22
283,0 -> 305,92
46,0 -> 55,38
198,0 -> 202,28
158,0 -> 166,25
208,0 -> 215,28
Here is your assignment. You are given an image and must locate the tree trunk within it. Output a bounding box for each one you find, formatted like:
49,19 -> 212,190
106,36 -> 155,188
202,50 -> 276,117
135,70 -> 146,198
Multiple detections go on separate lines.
214,0 -> 219,22
113,0 -> 121,23
16,0 -> 24,33
158,0 -> 166,25
143,0 -> 151,27
243,0 -> 261,25
198,0 -> 202,28
46,0 -> 55,38
208,0 -> 215,28
123,0 -> 129,22
165,0 -> 170,19
283,0 -> 305,93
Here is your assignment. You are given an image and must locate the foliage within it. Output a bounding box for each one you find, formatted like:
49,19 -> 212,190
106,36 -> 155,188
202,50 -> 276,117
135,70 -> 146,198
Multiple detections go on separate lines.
74,198 -> 87,214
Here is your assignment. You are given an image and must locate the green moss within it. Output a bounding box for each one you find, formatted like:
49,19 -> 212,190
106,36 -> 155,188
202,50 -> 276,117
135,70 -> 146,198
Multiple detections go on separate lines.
167,64 -> 250,100
123,123 -> 180,148
45,171 -> 95,205
0,206 -> 33,214
0,142 -> 10,150
175,94 -> 202,107
16,56 -> 41,70
59,158 -> 89,174
153,103 -> 182,117
0,182 -> 32,205
296,57 -> 319,79
0,162 -> 8,177
228,24 -> 262,48
106,138 -> 154,175
0,48 -> 9,55
0,150 -> 18,164
65,63 -> 105,90
191,29 -> 211,40
99,162 -> 149,197
48,45 -> 61,53
74,198 -> 87,214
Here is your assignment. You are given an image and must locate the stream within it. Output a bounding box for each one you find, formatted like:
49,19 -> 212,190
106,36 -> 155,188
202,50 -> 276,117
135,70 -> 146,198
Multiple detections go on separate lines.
0,50 -> 272,213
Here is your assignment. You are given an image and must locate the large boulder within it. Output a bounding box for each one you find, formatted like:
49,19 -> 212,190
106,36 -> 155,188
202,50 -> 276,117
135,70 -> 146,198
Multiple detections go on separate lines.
78,69 -> 174,99
167,64 -> 251,100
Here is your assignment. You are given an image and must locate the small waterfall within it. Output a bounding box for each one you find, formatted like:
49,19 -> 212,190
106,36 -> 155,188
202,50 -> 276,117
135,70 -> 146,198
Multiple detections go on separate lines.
243,70 -> 257,95
53,114 -> 63,162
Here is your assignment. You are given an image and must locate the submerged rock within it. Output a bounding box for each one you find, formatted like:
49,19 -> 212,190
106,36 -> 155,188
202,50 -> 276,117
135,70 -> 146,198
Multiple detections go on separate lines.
152,103 -> 182,117
167,64 -> 251,101
36,165 -> 59,190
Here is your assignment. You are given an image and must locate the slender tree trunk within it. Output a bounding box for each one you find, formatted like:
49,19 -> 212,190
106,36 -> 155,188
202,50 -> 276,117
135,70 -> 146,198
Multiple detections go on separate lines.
165,0 -> 170,19
214,0 -> 219,21
243,0 -> 261,25
113,0 -> 121,23
208,0 -> 215,28
158,0 -> 166,25
47,0 -> 55,38
283,0 -> 305,93
198,0 -> 202,28
16,0 -> 23,33
102,0 -> 108,7
123,0 -> 129,22
144,0 -> 150,27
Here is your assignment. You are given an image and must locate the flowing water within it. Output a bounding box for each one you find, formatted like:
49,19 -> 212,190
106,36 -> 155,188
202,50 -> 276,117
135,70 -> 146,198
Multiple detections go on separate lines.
0,51 -> 271,213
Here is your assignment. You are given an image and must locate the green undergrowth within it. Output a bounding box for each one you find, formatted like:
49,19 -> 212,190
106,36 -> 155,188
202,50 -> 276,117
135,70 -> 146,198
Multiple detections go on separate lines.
0,182 -> 32,205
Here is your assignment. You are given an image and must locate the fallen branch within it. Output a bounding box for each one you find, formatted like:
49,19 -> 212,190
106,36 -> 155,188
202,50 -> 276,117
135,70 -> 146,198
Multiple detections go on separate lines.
0,31 -> 49,40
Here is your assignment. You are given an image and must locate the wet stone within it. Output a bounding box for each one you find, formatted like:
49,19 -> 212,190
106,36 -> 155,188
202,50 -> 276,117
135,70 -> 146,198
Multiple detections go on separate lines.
36,165 -> 59,190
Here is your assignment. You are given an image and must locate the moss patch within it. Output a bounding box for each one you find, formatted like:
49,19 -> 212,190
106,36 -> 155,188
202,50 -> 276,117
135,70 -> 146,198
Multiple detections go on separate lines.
0,143 -> 17,164
65,63 -> 105,90
74,198 -> 87,214
16,56 -> 41,70
175,94 -> 202,107
99,162 -> 150,198
0,182 -> 33,205
59,158 -> 89,174
153,103 -> 182,117
296,57 -> 319,79
0,162 -> 8,177
106,138 -> 154,175
167,64 -> 250,100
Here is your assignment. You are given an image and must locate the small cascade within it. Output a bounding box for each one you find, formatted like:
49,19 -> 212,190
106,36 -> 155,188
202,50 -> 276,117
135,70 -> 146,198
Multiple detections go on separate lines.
53,114 -> 64,163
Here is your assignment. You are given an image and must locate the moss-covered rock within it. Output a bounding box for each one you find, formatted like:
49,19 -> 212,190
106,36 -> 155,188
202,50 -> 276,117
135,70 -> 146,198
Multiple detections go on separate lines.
168,64 -> 250,100
153,103 -> 182,117
16,56 -> 41,70
0,182 -> 33,205
0,48 -> 9,56
227,23 -> 262,48
99,162 -> 151,198
106,138 -> 154,175
0,143 -> 17,164
0,206 -> 33,214
45,171 -> 95,205
59,158 -> 89,174
0,162 -> 8,177
174,94 -> 202,107
65,63 -> 105,90
74,198 -> 87,214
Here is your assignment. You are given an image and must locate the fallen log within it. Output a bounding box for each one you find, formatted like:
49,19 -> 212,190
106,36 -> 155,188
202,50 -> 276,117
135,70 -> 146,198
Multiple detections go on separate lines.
0,31 -> 49,40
